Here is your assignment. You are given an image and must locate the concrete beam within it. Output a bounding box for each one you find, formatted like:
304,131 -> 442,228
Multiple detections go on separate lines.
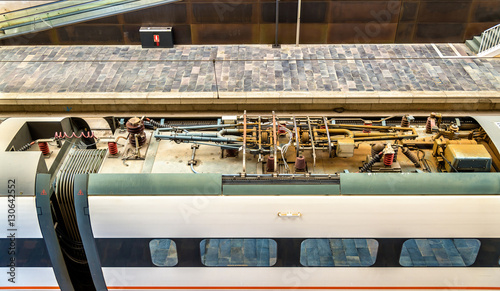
1,91 -> 500,113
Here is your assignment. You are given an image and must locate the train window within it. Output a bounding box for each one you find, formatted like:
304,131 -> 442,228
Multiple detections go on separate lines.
300,239 -> 378,267
149,239 -> 178,267
200,239 -> 277,267
399,239 -> 480,267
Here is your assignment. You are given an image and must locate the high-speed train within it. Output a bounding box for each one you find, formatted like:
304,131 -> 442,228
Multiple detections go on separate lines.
1,113 -> 500,291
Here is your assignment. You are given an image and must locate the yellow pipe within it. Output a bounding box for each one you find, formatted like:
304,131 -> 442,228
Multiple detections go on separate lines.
313,128 -> 354,138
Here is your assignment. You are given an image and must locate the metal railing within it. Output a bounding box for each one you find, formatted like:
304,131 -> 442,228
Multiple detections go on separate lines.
478,23 -> 500,55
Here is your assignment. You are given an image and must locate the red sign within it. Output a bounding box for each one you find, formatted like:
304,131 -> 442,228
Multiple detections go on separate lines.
41,189 -> 47,195
77,190 -> 84,196
153,34 -> 160,46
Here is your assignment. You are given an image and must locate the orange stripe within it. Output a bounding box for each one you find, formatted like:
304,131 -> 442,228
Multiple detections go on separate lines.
106,287 -> 500,290
0,288 -> 59,290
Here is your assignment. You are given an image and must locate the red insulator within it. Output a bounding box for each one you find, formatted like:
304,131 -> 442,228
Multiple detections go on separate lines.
295,156 -> 306,172
425,117 -> 434,134
384,153 -> 394,166
126,117 -> 147,147
38,142 -> 50,155
363,121 -> 372,133
401,115 -> 409,127
108,142 -> 118,155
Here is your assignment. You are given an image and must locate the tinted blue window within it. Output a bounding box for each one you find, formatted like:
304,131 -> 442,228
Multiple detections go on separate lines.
399,239 -> 480,267
200,239 -> 277,266
300,239 -> 378,266
149,239 -> 178,267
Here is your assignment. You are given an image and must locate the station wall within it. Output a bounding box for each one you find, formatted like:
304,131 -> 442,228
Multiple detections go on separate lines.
1,0 -> 499,45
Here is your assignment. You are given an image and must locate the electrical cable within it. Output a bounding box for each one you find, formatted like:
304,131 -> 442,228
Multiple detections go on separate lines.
279,125 -> 293,172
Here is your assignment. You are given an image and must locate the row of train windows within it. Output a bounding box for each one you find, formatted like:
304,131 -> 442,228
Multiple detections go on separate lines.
150,238 -> 481,267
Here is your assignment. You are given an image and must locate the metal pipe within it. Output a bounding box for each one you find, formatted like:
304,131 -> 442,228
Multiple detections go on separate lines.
327,124 -> 418,139
307,116 -> 316,167
329,123 -> 415,131
295,0 -> 302,46
154,134 -> 241,143
156,124 -> 237,131
293,116 -> 300,157
314,128 -> 354,138
273,0 -> 280,48
352,135 -> 417,142
190,145 -> 199,174
243,110 -> 247,174
114,135 -> 127,143
352,133 -> 396,137
176,132 -> 219,137
272,111 -> 278,172
258,116 -> 262,163
134,134 -> 141,158
156,123 -> 260,132
220,128 -> 257,135
323,116 -> 332,157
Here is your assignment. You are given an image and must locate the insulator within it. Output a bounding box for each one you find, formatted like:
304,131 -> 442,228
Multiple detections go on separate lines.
372,143 -> 398,162
38,141 -> 50,155
18,141 -> 34,151
108,142 -> 118,155
425,117 -> 434,134
402,147 -> 421,167
266,156 -> 275,173
363,121 -> 372,133
401,115 -> 409,127
126,117 -> 147,147
383,153 -> 394,166
359,152 -> 382,173
295,156 -> 306,172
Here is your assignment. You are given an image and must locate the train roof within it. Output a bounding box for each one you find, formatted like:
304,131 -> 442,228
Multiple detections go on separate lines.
1,114 -> 500,196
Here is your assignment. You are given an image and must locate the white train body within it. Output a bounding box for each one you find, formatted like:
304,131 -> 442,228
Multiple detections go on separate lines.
1,114 -> 500,291
91,195 -> 500,290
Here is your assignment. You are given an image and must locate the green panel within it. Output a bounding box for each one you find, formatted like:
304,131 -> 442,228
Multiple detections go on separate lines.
340,173 -> 500,195
88,173 -> 221,195
223,184 -> 340,195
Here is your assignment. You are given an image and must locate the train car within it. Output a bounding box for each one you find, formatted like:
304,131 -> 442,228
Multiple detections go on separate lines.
1,113 -> 500,291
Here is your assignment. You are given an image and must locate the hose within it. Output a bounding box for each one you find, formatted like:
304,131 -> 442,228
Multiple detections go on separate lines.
145,118 -> 169,128
402,147 -> 420,167
358,152 -> 383,173
440,153 -> 458,172
17,141 -> 35,151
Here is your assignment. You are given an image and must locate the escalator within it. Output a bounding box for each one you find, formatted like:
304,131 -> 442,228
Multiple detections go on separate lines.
0,0 -> 179,40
